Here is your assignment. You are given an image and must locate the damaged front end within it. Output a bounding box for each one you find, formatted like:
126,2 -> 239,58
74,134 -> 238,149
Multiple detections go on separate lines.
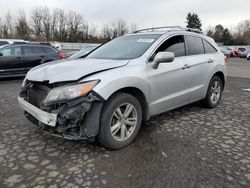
19,80 -> 103,140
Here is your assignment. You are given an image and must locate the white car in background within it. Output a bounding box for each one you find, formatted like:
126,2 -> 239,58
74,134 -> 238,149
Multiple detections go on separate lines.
220,47 -> 231,58
0,39 -> 29,46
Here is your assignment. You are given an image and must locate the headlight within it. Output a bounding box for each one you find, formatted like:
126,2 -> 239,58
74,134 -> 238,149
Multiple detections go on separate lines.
44,80 -> 99,104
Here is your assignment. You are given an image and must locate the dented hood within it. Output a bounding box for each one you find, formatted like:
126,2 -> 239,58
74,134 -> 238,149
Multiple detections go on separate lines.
26,58 -> 129,83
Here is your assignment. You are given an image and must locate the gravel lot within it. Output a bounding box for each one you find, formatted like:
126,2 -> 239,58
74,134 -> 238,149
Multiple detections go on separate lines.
0,58 -> 250,188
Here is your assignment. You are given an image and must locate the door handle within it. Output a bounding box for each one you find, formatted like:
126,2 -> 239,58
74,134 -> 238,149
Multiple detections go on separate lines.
182,64 -> 191,70
16,57 -> 21,59
208,59 -> 214,63
40,55 -> 45,58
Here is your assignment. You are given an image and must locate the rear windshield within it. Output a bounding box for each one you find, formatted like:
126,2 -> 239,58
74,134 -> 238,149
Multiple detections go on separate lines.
87,34 -> 161,60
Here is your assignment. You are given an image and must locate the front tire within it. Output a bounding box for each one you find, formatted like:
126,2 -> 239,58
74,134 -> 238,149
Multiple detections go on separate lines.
202,76 -> 223,108
98,93 -> 142,149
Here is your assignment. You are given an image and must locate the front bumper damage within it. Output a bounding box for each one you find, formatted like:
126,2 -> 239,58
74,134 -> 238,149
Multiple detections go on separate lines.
18,81 -> 103,140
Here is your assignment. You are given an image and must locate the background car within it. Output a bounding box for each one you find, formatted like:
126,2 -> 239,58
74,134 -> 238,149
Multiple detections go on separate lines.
0,44 -> 65,77
68,46 -> 98,59
235,47 -> 246,57
240,48 -> 250,58
220,47 -> 231,57
247,53 -> 250,60
0,39 -> 29,46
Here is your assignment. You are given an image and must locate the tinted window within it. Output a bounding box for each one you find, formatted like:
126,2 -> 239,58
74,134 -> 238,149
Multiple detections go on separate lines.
88,34 -> 161,60
238,48 -> 245,52
150,35 -> 185,60
23,46 -> 43,55
203,40 -> 217,54
0,41 -> 9,46
186,36 -> 204,55
42,47 -> 56,54
13,42 -> 26,45
0,46 -> 21,56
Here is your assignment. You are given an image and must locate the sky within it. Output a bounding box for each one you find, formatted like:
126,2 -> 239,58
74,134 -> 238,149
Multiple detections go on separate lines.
0,0 -> 250,32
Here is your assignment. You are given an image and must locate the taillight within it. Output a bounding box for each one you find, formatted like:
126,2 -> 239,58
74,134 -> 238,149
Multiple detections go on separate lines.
58,52 -> 65,59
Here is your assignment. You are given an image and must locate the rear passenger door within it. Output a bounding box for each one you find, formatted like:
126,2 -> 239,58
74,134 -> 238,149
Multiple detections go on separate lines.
185,35 -> 217,102
42,46 -> 57,61
22,46 -> 43,69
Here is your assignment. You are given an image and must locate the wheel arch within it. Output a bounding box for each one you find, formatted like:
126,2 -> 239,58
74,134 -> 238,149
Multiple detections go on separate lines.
106,87 -> 150,121
213,71 -> 225,90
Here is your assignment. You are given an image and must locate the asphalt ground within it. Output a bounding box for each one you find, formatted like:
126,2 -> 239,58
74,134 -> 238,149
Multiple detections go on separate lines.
0,58 -> 249,188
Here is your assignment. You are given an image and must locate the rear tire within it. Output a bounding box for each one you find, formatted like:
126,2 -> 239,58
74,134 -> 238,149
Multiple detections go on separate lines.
202,76 -> 223,108
98,93 -> 142,149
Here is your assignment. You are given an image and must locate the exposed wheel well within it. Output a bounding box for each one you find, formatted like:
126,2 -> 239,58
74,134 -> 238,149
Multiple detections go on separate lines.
107,87 -> 150,121
213,72 -> 225,90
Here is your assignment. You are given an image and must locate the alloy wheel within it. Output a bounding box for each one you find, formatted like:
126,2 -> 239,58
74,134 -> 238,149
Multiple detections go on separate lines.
110,103 -> 138,142
210,80 -> 221,104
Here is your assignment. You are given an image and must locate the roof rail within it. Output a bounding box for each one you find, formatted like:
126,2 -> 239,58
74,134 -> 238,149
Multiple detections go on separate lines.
133,26 -> 203,34
133,26 -> 182,33
185,27 -> 203,34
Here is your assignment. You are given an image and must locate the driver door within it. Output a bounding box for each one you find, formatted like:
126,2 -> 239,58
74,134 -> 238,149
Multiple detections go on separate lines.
147,35 -> 191,115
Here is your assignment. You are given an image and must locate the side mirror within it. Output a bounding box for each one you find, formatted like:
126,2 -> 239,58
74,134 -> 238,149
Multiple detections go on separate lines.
0,52 -> 3,57
152,52 -> 175,69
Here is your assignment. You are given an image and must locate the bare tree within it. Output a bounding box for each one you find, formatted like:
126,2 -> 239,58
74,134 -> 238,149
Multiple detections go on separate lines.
51,9 -> 59,40
102,24 -> 114,40
102,18 -> 129,40
87,24 -> 97,39
41,7 -> 51,41
57,9 -> 68,41
15,9 -> 30,39
111,18 -> 129,37
2,11 -> 14,38
0,17 -> 3,38
67,11 -> 84,42
129,23 -> 137,33
235,20 -> 250,45
31,7 -> 43,39
82,23 -> 96,41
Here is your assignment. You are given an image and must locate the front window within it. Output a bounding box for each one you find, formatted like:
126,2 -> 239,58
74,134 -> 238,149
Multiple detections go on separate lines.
149,35 -> 185,61
87,34 -> 161,60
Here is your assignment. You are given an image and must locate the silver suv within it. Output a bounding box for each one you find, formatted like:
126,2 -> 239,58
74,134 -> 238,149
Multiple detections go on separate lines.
18,26 -> 226,149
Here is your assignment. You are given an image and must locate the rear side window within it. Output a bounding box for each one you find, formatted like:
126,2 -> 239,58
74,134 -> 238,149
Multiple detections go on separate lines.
186,36 -> 204,56
203,40 -> 217,54
150,35 -> 185,61
0,41 -> 9,46
13,42 -> 26,45
42,47 -> 56,54
23,46 -> 43,55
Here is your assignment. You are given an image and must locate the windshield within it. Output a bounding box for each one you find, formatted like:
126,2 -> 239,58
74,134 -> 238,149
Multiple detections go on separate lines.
87,34 -> 161,60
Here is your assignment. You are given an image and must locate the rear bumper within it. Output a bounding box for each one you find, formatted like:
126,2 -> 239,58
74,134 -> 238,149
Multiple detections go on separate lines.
18,97 -> 57,126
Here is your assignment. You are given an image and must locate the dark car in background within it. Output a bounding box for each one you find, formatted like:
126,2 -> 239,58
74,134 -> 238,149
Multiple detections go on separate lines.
0,44 -> 65,77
